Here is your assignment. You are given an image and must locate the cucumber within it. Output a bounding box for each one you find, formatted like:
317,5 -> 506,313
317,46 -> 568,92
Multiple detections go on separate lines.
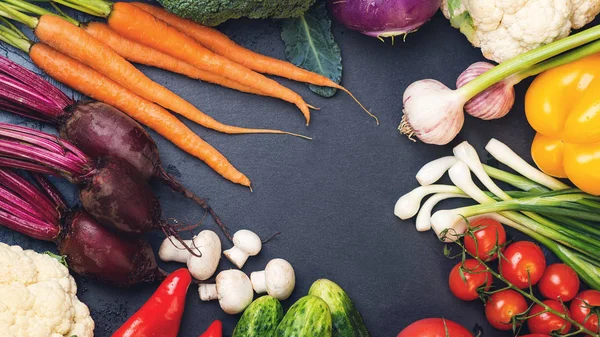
233,295 -> 284,337
275,295 -> 332,337
309,279 -> 370,337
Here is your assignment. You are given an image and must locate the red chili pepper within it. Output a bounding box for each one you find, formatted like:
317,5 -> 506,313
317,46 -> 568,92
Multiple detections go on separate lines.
111,268 -> 192,337
199,320 -> 223,337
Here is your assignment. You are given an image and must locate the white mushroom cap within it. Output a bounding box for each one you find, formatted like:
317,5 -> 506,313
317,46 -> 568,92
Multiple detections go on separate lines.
187,230 -> 221,281
223,230 -> 262,268
158,237 -> 196,263
250,258 -> 295,300
198,269 -> 253,315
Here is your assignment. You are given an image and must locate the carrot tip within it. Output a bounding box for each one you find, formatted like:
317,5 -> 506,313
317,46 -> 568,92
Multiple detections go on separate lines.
338,85 -> 379,124
284,132 -> 312,140
307,104 -> 320,111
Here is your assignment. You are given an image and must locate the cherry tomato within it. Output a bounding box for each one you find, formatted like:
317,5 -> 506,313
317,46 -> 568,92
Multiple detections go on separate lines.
464,218 -> 506,261
448,259 -> 492,301
538,263 -> 580,301
528,300 -> 572,335
500,241 -> 546,289
397,318 -> 473,337
570,290 -> 600,336
484,289 -> 528,330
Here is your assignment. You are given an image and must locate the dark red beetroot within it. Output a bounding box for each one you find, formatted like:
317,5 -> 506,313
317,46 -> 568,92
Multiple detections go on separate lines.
0,168 -> 164,286
58,210 -> 165,286
0,57 -> 229,239
79,156 -> 161,235
0,122 -> 166,236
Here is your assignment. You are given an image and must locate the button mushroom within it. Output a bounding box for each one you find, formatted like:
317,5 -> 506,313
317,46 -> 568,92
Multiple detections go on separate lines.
158,236 -> 195,263
199,269 -> 254,314
250,258 -> 295,300
223,229 -> 262,268
187,230 -> 221,281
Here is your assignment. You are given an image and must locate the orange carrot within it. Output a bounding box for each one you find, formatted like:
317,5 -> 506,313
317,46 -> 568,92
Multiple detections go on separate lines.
33,15 -> 304,136
105,2 -> 311,124
132,2 -> 376,123
29,43 -> 250,186
83,22 -> 266,97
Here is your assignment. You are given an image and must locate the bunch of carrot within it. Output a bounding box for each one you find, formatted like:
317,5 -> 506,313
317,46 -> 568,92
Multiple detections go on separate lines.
0,0 -> 371,186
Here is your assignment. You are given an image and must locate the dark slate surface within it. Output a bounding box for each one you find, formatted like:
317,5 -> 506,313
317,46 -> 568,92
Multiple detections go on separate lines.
0,6 -> 596,337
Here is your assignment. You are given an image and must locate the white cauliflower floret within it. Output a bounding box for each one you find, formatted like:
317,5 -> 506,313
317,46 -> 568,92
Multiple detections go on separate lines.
441,0 -> 600,63
0,243 -> 95,337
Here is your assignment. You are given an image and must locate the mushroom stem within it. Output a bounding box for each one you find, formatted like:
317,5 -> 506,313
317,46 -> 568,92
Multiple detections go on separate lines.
199,284 -> 218,301
223,230 -> 262,268
250,270 -> 267,294
158,237 -> 194,263
223,246 -> 248,268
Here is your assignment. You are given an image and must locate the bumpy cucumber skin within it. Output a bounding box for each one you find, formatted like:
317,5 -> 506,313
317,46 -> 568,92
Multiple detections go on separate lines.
275,295 -> 332,337
309,279 -> 370,337
233,295 -> 284,337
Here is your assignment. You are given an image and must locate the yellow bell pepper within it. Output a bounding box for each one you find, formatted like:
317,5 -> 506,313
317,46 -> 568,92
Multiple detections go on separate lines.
525,53 -> 600,195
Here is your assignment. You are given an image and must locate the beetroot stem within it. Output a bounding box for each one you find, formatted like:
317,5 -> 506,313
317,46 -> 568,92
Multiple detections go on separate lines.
0,169 -> 59,222
0,198 -> 59,240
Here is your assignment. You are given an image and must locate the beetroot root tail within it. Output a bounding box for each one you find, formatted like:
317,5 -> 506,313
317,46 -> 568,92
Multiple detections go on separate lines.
157,167 -> 232,242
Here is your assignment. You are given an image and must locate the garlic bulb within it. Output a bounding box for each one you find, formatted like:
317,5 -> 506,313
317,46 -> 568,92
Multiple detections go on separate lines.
457,62 -> 516,120
399,79 -> 466,145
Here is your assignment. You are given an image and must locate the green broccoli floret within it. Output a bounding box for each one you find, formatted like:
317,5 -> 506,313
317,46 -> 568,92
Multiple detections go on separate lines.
158,0 -> 316,26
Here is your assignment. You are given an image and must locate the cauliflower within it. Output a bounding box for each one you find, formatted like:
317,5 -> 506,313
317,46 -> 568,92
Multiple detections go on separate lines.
441,0 -> 600,62
0,243 -> 94,337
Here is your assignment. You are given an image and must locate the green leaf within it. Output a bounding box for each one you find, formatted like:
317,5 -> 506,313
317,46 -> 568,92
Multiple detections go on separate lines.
281,0 -> 341,98
45,251 -> 68,268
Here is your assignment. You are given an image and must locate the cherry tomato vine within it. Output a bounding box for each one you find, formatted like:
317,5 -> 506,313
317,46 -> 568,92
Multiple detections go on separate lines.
441,227 -> 600,337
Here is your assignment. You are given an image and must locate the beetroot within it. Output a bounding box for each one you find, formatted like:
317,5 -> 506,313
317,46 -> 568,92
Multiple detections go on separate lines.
79,157 -> 161,235
58,209 -> 165,286
0,122 -> 178,238
0,168 -> 164,286
0,57 -> 229,239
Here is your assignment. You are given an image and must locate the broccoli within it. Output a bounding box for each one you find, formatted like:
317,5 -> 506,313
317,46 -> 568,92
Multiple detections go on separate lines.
158,0 -> 316,26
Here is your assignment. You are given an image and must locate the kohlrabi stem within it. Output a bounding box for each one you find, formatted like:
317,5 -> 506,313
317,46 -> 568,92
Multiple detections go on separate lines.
457,25 -> 600,101
453,237 -> 600,335
507,39 -> 600,85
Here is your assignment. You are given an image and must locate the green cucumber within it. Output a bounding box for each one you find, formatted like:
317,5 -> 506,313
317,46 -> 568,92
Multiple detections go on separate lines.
233,295 -> 284,337
275,295 -> 332,337
309,279 -> 370,337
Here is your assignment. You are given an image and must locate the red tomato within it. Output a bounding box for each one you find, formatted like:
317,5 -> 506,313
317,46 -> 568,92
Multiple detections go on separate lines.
397,318 -> 473,337
570,290 -> 600,336
528,300 -> 572,334
500,241 -> 546,289
538,264 -> 580,301
484,289 -> 528,330
464,218 -> 506,261
448,259 -> 492,301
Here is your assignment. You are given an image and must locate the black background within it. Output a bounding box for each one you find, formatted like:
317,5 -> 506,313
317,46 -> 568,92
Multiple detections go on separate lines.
0,5 -> 596,337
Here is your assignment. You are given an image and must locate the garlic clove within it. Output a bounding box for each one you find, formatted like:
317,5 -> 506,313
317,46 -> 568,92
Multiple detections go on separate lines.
457,62 -> 515,121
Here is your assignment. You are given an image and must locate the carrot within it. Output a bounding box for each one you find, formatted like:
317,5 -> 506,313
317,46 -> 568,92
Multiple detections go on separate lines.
132,2 -> 377,123
29,42 -> 251,187
32,15 -> 307,137
83,22 -> 265,97
104,2 -> 311,124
